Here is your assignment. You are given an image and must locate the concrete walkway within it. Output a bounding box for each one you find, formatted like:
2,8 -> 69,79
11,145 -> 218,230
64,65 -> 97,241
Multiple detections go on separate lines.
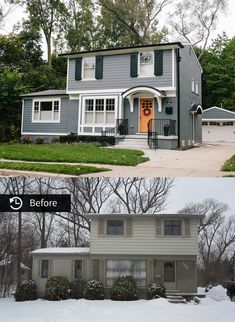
0,142 -> 234,177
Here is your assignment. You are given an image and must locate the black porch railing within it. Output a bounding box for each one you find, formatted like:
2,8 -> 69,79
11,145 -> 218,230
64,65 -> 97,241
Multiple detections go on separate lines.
148,119 -> 176,149
101,119 -> 128,146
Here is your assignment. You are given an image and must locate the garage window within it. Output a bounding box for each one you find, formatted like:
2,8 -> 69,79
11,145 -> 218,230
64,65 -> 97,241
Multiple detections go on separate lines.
209,122 -> 220,126
223,122 -> 233,126
202,121 -> 208,125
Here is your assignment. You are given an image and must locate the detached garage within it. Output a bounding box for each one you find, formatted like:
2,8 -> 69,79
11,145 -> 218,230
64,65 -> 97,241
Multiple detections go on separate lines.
202,106 -> 235,143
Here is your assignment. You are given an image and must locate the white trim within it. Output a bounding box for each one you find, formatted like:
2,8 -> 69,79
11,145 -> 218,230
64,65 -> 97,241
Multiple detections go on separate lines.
122,86 -> 165,98
77,95 -> 82,134
32,97 -> 61,123
203,106 -> 235,116
172,48 -> 175,87
21,132 -> 69,136
202,118 -> 235,122
66,87 -> 176,95
66,58 -> 69,93
69,94 -> 80,100
21,99 -> 25,133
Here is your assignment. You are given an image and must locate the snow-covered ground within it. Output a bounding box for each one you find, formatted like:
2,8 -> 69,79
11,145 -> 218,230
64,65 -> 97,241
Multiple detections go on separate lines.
0,286 -> 233,322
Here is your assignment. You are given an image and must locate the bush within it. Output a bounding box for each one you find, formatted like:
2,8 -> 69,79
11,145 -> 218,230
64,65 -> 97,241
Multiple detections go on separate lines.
51,137 -> 60,144
146,282 -> 166,300
20,135 -> 31,144
110,276 -> 138,301
35,137 -> 44,144
70,278 -> 86,299
14,280 -> 37,302
45,276 -> 70,301
59,134 -> 115,146
83,279 -> 104,300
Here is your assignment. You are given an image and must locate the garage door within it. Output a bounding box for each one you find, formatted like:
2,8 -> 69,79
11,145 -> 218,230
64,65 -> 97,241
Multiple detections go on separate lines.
202,121 -> 235,142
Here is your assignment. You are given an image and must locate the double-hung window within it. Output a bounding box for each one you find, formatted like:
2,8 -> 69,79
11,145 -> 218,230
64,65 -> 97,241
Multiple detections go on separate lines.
74,260 -> 82,279
33,99 -> 60,122
164,220 -> 182,236
41,260 -> 49,278
83,57 -> 95,79
107,220 -> 124,235
139,51 -> 154,77
84,97 -> 116,126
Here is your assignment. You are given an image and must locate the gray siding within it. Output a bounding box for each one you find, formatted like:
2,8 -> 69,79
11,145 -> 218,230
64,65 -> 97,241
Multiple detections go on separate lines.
179,45 -> 202,144
90,217 -> 199,256
68,50 -> 173,92
203,107 -> 235,119
22,97 -> 78,134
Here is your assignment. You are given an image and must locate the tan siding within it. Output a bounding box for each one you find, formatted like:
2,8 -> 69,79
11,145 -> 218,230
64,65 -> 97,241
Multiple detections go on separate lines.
92,259 -> 100,280
184,219 -> 191,236
98,218 -> 105,235
90,217 -> 199,255
176,260 -> 197,292
126,218 -> 133,236
156,219 -> 162,236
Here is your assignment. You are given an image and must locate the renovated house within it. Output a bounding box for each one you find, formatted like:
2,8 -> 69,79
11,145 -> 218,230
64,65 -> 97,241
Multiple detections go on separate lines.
202,106 -> 235,142
21,42 -> 203,149
31,213 -> 202,298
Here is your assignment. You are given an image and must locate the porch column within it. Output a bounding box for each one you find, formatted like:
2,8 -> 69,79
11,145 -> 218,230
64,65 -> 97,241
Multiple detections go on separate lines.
127,95 -> 134,112
156,96 -> 162,112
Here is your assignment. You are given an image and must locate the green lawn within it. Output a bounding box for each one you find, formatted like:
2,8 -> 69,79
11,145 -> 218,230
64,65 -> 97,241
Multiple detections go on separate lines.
0,144 -> 149,166
0,161 -> 109,176
221,154 -> 235,172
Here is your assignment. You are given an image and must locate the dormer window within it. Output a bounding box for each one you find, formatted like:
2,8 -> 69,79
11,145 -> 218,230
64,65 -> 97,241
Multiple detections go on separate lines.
83,57 -> 95,79
139,52 -> 154,77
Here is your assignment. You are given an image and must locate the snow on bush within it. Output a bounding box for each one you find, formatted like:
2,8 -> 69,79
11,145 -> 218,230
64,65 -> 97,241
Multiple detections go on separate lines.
110,276 -> 138,301
14,280 -> 37,302
45,276 -> 70,301
206,285 -> 229,301
146,282 -> 166,300
83,280 -> 104,300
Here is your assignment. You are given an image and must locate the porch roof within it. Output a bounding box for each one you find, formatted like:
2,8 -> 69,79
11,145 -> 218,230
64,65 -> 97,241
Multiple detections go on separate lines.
121,86 -> 166,98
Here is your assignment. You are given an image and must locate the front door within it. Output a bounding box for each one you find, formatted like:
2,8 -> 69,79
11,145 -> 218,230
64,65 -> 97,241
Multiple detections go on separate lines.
163,261 -> 176,291
139,98 -> 154,133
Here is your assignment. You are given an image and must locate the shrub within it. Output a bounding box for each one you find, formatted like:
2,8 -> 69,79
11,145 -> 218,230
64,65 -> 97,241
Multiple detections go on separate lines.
45,276 -> 70,301
59,134 -> 115,146
146,282 -> 166,300
51,137 -> 60,144
14,280 -> 37,302
35,137 -> 44,144
70,278 -> 86,299
20,135 -> 31,144
110,276 -> 138,301
83,279 -> 104,300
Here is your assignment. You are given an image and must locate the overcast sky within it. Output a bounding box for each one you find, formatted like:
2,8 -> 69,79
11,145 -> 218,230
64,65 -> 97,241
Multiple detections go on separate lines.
165,178 -> 235,217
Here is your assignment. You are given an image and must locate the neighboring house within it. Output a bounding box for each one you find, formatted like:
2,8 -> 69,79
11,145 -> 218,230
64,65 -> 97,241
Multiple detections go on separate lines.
21,42 -> 203,149
202,106 -> 235,143
31,213 -> 202,298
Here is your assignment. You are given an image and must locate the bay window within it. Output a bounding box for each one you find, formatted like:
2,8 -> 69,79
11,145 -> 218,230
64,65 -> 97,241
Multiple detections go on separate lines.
33,99 -> 60,122
106,260 -> 146,287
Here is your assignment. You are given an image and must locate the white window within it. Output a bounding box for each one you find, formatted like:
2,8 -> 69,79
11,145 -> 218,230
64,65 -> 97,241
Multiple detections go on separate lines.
83,57 -> 95,79
139,51 -> 154,77
33,99 -> 60,122
84,97 -> 116,125
106,260 -> 147,287
191,79 -> 195,92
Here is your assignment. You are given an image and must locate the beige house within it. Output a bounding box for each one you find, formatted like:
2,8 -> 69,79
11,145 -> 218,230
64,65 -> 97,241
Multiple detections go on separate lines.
31,213 -> 202,298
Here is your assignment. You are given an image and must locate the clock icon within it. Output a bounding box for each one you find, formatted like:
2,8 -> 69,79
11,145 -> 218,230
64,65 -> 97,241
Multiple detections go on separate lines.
9,197 -> 23,211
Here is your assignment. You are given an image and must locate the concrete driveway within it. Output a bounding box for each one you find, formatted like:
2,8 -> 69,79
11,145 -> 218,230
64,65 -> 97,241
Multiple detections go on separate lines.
0,142 -> 234,177
87,142 -> 235,177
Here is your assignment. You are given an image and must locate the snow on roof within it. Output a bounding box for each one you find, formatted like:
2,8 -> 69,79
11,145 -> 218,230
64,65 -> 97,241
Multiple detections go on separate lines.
86,213 -> 203,219
31,247 -> 90,255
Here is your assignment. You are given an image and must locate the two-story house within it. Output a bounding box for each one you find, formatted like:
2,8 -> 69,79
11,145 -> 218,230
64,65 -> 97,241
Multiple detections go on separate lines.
21,42 -> 203,149
31,213 -> 202,298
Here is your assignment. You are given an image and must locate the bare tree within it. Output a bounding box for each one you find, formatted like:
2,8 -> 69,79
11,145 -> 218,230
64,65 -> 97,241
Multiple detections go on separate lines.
179,198 -> 235,284
0,0 -> 19,29
170,0 -> 227,60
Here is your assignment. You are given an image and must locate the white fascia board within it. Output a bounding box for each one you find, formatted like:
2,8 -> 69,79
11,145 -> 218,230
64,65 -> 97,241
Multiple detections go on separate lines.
21,132 -> 69,136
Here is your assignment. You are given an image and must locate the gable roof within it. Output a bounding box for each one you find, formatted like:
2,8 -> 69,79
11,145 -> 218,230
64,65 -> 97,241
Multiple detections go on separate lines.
60,42 -> 184,58
22,89 -> 67,98
203,106 -> 235,120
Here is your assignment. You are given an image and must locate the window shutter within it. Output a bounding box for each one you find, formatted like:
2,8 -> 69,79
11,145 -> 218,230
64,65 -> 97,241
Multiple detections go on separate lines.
126,218 -> 133,236
156,219 -> 162,236
95,56 -> 103,79
154,51 -> 163,76
130,52 -> 138,77
38,259 -> 41,277
98,218 -> 105,235
48,260 -> 52,278
75,57 -> 82,80
100,259 -> 105,284
184,219 -> 190,236
71,259 -> 75,279
92,259 -> 100,280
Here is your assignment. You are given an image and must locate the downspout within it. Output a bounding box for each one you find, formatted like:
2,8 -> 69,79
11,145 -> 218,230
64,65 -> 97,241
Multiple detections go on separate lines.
176,49 -> 181,148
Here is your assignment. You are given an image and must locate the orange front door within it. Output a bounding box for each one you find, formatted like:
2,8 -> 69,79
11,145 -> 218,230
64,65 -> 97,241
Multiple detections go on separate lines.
139,98 -> 154,132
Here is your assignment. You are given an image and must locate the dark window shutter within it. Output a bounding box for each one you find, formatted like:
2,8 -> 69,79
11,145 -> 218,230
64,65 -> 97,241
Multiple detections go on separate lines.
154,51 -> 163,76
75,57 -> 82,81
130,52 -> 138,77
95,56 -> 103,79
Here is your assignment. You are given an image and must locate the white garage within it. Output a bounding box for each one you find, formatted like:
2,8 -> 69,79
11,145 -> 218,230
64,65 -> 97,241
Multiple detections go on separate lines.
202,106 -> 235,143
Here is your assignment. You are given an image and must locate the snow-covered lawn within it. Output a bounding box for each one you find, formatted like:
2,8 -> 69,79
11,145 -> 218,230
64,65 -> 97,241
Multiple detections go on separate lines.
0,286 -> 233,322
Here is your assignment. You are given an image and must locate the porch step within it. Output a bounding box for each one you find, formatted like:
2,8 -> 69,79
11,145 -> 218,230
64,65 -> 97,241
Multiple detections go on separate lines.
116,135 -> 149,150
167,295 -> 187,304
